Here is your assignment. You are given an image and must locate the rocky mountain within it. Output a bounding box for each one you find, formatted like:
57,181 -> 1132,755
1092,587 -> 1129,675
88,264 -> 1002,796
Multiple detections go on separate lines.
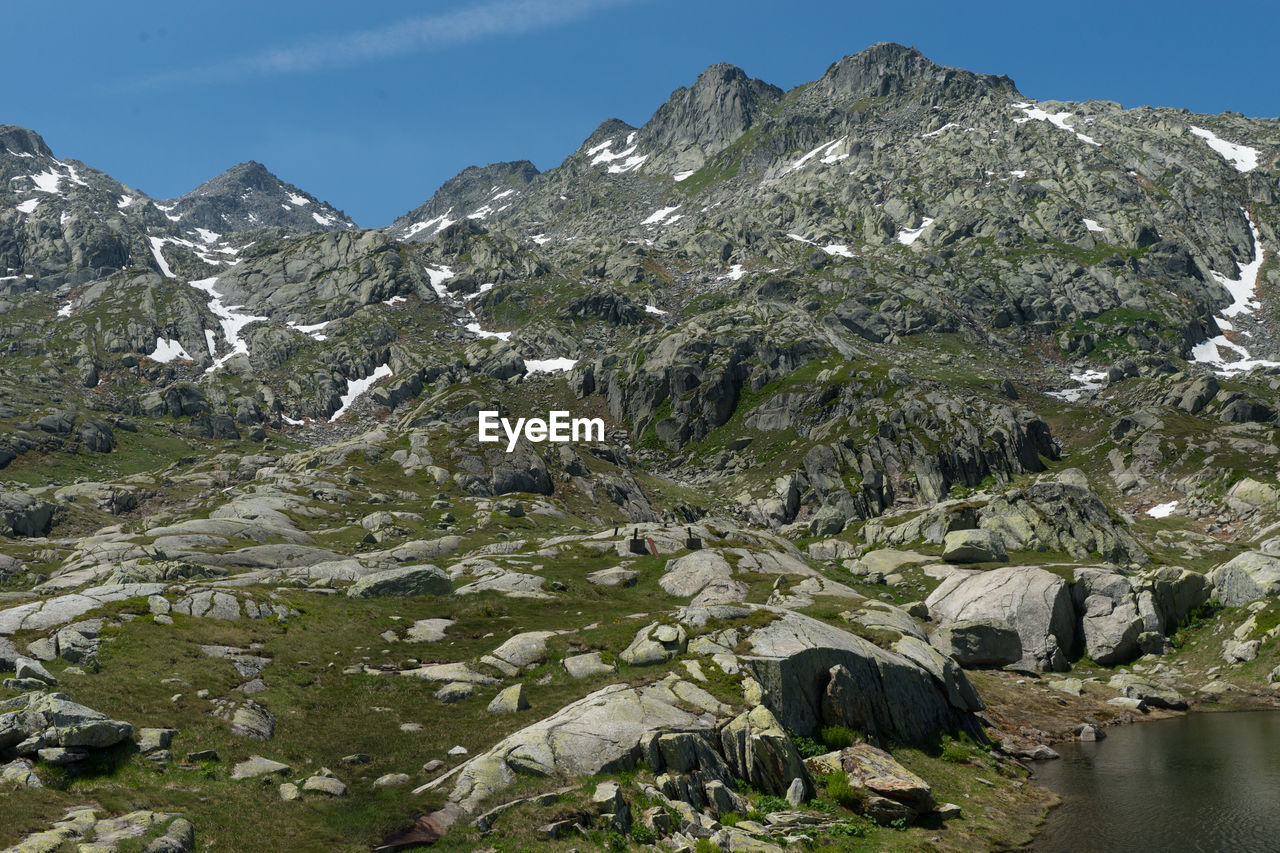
160,160 -> 357,234
1,42 -> 1279,853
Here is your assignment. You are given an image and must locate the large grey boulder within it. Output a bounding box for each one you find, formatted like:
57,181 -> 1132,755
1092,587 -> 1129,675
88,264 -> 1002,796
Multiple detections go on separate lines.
736,608 -> 982,744
1208,553 -> 1280,606
941,529 -> 1007,563
481,632 -> 556,674
926,566 -> 1075,671
1134,567 -> 1213,634
346,565 -> 451,598
436,681 -> 716,812
929,620 -> 1022,668
806,744 -> 933,812
0,691 -> 134,751
1073,568 -> 1144,665
0,488 -> 56,538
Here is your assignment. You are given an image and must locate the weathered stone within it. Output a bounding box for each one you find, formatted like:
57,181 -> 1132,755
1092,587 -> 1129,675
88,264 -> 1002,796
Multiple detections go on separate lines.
926,566 -> 1074,671
435,682 -> 475,703
487,684 -> 530,713
619,622 -> 687,665
1209,553 -> 1280,606
230,755 -> 291,779
562,651 -> 615,679
941,529 -> 1007,563
302,774 -> 347,796
347,565 -> 452,598
720,705 -> 810,797
1108,673 -> 1187,710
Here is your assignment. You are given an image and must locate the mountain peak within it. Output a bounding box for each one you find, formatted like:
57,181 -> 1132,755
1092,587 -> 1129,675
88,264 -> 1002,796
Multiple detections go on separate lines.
0,125 -> 54,159
389,159 -> 539,242
819,41 -> 1017,100
165,161 -> 356,234
639,62 -> 783,173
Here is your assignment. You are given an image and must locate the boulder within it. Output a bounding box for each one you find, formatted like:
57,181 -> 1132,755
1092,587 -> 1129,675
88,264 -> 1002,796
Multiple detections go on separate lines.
720,705 -> 810,797
0,691 -> 133,751
737,608 -> 982,744
230,755 -> 291,779
346,565 -> 451,598
487,684 -> 530,713
941,529 -> 1007,563
926,566 -> 1075,671
619,622 -> 687,666
1107,673 -> 1187,710
562,652 -> 616,679
438,681 -> 715,811
1209,553 -> 1280,606
809,744 -> 934,812
929,619 -> 1022,668
1073,568 -> 1144,665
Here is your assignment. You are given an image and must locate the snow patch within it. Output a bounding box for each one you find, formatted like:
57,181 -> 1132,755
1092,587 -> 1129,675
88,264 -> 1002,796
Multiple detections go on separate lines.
822,244 -> 854,258
1011,103 -> 1101,146
57,301 -> 73,318
188,276 -> 267,373
16,199 -> 38,214
383,295 -> 407,306
27,170 -> 63,194
788,137 -> 846,172
921,123 -> 960,138
286,192 -> 310,206
673,170 -> 696,182
1047,370 -> 1109,402
424,264 -> 455,299
530,234 -> 550,246
725,264 -> 746,281
895,218 -> 935,246
1189,126 -> 1260,173
329,364 -> 393,422
464,322 -> 511,341
644,304 -> 669,315
404,213 -> 455,239
641,205 -> 680,226
117,195 -> 134,209
1147,501 -> 1179,519
195,228 -> 220,244
523,357 -> 577,374
288,321 -> 330,341
311,211 -> 337,227
590,137 -> 647,173
148,237 -> 174,278
150,337 -> 192,363
1082,218 -> 1105,234
1212,212 -> 1266,319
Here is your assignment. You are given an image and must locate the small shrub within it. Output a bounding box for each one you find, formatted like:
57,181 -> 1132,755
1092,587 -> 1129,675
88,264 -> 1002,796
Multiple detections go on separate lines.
719,811 -> 740,827
819,725 -> 854,751
824,818 -> 872,838
694,839 -> 721,853
605,832 -> 628,851
629,823 -> 657,844
941,742 -> 971,764
787,727 -> 827,759
825,772 -> 868,811
751,795 -> 790,814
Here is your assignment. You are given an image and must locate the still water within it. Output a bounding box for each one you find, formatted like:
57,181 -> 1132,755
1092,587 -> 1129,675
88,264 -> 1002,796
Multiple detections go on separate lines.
1031,711 -> 1280,853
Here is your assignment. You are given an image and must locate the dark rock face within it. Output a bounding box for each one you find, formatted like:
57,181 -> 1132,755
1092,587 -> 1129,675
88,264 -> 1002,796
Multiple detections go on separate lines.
390,161 -> 539,242
641,63 -> 783,172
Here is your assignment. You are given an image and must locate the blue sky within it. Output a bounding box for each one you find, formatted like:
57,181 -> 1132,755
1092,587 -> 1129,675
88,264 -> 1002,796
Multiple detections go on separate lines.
7,1 -> 1276,226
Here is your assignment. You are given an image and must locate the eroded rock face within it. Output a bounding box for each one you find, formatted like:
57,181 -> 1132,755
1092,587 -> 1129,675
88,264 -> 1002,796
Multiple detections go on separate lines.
929,619 -> 1022,668
719,705 -> 809,797
345,564 -> 452,598
926,566 -> 1075,671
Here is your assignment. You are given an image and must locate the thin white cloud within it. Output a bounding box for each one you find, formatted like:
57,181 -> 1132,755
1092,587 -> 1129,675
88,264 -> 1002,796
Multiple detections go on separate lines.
125,0 -> 637,89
